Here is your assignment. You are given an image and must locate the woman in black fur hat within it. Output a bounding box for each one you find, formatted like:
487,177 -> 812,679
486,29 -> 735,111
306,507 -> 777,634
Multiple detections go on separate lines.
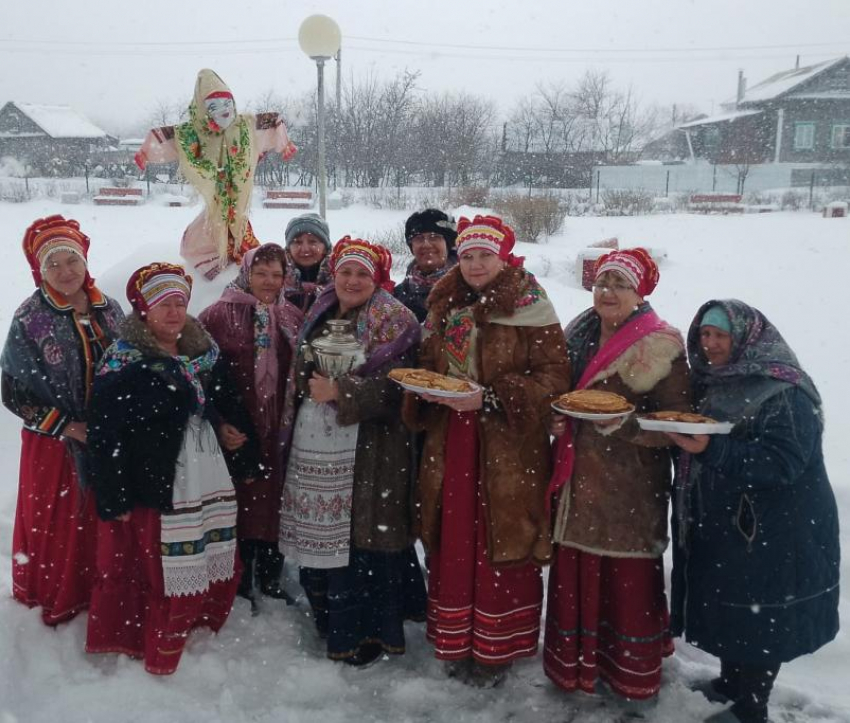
393,209 -> 458,323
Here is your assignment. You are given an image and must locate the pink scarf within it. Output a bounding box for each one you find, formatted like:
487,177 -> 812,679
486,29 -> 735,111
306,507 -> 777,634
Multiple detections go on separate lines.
218,287 -> 286,402
547,309 -> 669,509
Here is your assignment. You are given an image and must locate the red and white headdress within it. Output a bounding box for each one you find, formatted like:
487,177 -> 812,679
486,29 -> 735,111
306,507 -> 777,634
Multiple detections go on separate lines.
330,237 -> 394,293
126,262 -> 193,315
455,215 -> 523,267
22,214 -> 92,288
594,247 -> 659,297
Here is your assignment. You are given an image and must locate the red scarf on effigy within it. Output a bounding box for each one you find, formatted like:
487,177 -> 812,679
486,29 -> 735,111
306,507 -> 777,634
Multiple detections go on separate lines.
547,309 -> 669,509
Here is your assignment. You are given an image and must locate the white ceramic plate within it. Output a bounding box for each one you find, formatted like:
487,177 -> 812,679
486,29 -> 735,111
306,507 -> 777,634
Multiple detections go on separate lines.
395,379 -> 481,399
551,402 -> 634,421
637,418 -> 734,435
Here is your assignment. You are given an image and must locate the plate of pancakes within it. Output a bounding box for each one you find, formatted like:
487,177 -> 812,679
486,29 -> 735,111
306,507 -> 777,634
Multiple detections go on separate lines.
388,368 -> 481,398
637,411 -> 734,435
551,390 -> 635,420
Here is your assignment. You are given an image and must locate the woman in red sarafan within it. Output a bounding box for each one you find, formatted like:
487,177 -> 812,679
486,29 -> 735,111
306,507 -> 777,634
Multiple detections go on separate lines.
85,263 -> 258,675
403,215 -> 570,688
545,248 -> 691,710
1,215 -> 124,625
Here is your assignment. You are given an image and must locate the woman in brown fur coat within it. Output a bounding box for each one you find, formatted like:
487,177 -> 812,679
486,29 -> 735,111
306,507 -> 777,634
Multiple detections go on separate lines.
403,215 -> 569,687
543,248 -> 691,708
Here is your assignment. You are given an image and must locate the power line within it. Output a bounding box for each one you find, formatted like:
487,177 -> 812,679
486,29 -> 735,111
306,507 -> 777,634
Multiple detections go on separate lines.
346,36 -> 850,54
0,34 -> 847,55
0,43 -> 843,65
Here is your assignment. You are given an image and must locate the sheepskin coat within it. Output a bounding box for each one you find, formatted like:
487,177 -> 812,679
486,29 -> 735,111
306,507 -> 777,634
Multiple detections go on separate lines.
553,323 -> 691,557
403,265 -> 570,567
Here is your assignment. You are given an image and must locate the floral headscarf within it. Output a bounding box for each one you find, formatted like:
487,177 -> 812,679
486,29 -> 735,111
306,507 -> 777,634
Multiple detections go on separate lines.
688,299 -> 821,410
173,69 -> 256,270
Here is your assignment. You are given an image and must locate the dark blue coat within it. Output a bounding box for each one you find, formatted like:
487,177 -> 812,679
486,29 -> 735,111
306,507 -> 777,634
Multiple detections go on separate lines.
670,386 -> 840,664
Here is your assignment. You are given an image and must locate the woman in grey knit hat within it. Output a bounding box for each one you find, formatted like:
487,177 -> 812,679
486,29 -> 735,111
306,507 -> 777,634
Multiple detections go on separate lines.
283,213 -> 332,313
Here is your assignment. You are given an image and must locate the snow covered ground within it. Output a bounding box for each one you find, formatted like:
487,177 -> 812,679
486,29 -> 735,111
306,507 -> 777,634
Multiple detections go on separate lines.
0,199 -> 848,723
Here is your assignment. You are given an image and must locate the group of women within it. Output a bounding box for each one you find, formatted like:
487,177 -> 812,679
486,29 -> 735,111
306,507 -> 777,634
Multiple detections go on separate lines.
3,206 -> 839,723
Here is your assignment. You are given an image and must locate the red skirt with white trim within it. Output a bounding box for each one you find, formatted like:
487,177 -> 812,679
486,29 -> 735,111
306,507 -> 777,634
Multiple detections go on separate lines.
85,507 -> 239,675
425,411 -> 543,665
12,430 -> 97,625
543,545 -> 674,700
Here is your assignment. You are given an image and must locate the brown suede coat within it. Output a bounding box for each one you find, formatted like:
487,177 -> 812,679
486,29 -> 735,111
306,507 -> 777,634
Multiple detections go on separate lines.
403,266 -> 570,567
553,325 -> 691,558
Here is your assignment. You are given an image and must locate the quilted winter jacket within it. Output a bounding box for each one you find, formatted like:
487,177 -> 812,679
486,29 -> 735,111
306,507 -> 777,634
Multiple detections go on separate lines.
670,386 -> 840,664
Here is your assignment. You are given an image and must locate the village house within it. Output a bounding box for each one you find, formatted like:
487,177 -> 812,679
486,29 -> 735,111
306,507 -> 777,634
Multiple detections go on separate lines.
0,101 -> 116,176
677,56 -> 850,182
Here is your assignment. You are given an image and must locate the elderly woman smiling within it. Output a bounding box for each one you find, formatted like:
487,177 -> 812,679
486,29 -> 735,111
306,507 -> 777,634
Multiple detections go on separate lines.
1,215 -> 124,625
667,300 -> 840,723
85,263 -> 258,675
280,237 -> 426,667
545,248 -> 691,708
404,215 -> 569,687
393,208 -> 458,323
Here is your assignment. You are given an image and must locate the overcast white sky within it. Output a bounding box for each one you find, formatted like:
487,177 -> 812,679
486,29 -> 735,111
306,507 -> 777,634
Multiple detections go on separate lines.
2,0 -> 849,136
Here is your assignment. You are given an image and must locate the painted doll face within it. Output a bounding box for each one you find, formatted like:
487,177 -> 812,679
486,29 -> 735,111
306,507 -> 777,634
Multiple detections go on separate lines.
204,95 -> 236,130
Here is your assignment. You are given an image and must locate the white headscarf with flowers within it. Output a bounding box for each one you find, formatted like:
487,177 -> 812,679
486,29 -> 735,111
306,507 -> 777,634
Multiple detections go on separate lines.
174,69 -> 261,271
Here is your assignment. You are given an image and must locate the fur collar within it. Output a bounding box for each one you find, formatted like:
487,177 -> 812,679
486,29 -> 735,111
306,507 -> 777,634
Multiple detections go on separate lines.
586,326 -> 684,394
121,313 -> 213,359
427,265 -> 529,331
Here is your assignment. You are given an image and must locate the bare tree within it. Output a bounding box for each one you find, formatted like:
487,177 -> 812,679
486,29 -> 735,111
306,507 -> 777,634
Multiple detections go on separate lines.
144,98 -> 186,130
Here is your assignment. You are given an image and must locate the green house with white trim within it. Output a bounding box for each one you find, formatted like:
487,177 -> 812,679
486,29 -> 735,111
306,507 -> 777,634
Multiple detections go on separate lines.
677,57 -> 850,175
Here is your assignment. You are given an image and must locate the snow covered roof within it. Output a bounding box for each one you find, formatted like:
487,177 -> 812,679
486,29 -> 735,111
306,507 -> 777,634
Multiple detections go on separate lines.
737,57 -> 847,105
11,102 -> 109,139
677,109 -> 762,129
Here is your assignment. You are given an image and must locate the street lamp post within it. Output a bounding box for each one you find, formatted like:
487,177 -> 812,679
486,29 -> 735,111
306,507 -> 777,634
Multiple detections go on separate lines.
298,14 -> 341,220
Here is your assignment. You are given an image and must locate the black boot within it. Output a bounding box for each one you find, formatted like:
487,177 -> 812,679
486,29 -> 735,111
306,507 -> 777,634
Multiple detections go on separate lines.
732,663 -> 779,723
257,542 -> 295,604
299,566 -> 329,638
704,662 -> 779,723
237,540 -> 258,614
693,660 -> 741,704
343,642 -> 384,668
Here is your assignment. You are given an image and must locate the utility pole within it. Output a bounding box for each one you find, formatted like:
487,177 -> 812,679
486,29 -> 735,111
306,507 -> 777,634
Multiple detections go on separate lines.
335,47 -> 342,111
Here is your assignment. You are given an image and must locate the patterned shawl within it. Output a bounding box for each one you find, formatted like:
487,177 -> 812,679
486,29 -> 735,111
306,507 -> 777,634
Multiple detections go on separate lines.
224,248 -> 301,400
564,301 -> 659,387
173,70 -> 258,271
202,247 -> 302,449
0,285 -> 124,481
401,255 -> 457,295
98,320 -> 219,415
688,299 -> 821,415
300,286 -> 420,376
283,252 -> 332,314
